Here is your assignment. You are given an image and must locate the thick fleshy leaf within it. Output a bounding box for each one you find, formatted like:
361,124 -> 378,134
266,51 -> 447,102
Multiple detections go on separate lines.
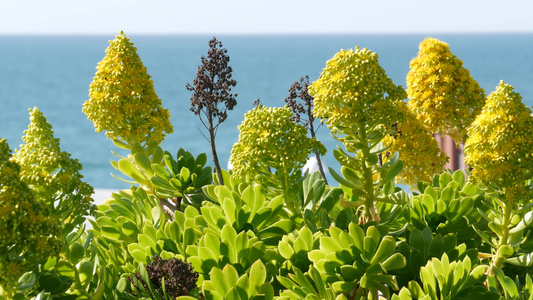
138,234 -> 157,253
370,236 -> 396,265
308,250 -> 326,262
55,261 -> 76,278
122,221 -> 139,237
69,242 -> 85,265
131,249 -> 148,264
101,226 -> 123,241
16,272 -> 38,291
320,236 -> 343,253
505,253 -> 533,267
278,241 -> 295,259
493,267 -> 519,298
381,253 -> 407,271
134,152 -> 153,176
78,261 -> 94,288
180,167 -> 191,183
210,267 -> 230,296
204,232 -> 221,257
118,158 -> 148,185
249,260 -> 267,295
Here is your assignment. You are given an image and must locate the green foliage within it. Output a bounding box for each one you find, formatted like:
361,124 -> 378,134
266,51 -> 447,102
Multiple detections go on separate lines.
202,177 -> 295,244
275,226 -> 319,275
8,34 -> 533,299
397,253 -> 499,300
330,146 -> 408,224
296,172 -> 342,233
150,148 -> 212,209
88,187 -> 173,298
406,170 -> 483,244
186,222 -> 269,284
308,223 -> 406,299
112,144 -> 213,212
201,261 -> 274,300
486,268 -> 533,300
394,226 -> 477,288
277,265 -> 344,300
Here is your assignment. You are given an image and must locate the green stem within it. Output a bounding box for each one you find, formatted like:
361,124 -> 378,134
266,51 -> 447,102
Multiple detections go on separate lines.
357,121 -> 377,223
492,202 -> 513,270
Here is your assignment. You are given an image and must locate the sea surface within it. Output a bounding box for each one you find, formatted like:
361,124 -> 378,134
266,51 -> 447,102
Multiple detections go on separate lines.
1,34 -> 532,189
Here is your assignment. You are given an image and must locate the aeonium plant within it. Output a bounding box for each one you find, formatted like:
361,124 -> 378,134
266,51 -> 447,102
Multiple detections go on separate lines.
229,105 -> 326,214
464,81 -> 533,273
0,139 -> 62,298
308,46 -> 408,224
82,31 -> 174,195
81,32 -> 212,216
13,107 -> 94,232
10,107 -> 97,297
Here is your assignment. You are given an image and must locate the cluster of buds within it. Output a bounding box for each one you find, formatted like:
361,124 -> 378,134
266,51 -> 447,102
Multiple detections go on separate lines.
83,31 -> 173,147
464,81 -> 533,204
309,46 -> 406,136
382,102 -> 448,186
407,37 -> 486,143
0,139 -> 61,292
13,107 -> 94,223
230,106 -> 325,179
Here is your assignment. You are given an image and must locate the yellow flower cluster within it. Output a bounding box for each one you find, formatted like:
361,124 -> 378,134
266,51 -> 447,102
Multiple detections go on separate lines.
407,37 -> 485,143
230,106 -> 326,179
308,46 -> 448,187
464,81 -> 533,195
0,139 -> 61,291
309,47 -> 406,136
83,31 -> 173,147
13,107 -> 95,223
382,103 -> 448,186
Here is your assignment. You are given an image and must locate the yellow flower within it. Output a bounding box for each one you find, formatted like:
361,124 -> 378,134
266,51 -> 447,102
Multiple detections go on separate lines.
83,31 -> 173,147
13,107 -> 95,223
230,106 -> 326,179
464,81 -> 533,200
1,139 -> 61,291
5,261 -> 24,277
383,102 -> 448,186
407,37 -> 485,143
309,47 -> 406,137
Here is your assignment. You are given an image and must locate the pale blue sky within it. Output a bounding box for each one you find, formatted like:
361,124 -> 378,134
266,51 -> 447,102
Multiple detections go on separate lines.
1,0 -> 532,35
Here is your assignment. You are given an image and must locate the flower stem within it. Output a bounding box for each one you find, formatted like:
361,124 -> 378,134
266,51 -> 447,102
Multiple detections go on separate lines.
357,121 -> 378,223
491,202 -> 513,271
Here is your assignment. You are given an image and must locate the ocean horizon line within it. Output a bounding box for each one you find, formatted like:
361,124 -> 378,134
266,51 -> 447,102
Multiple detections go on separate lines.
1,32 -> 533,38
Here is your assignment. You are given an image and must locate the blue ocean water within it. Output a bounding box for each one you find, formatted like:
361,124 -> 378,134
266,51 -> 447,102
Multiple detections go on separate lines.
1,34 -> 532,189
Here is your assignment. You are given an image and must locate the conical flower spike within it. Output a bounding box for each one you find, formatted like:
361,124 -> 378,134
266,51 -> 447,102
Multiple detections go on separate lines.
407,37 -> 485,143
465,81 -> 533,200
83,31 -> 173,147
